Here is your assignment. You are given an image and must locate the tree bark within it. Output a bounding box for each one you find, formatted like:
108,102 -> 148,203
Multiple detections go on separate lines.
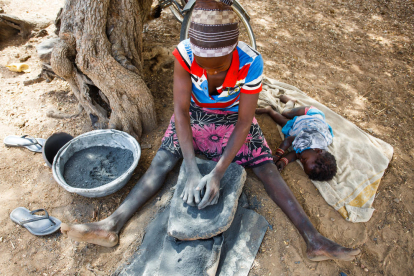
51,0 -> 157,140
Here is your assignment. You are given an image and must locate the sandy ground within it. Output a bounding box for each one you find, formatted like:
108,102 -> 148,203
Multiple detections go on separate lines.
0,0 -> 413,275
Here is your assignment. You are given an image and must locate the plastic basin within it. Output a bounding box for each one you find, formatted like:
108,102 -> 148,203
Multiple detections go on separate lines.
52,129 -> 141,198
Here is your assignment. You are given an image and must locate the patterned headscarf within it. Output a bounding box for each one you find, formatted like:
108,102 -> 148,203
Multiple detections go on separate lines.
189,0 -> 239,57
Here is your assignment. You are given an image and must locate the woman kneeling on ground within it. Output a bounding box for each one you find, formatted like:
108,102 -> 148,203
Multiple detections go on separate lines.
61,0 -> 360,262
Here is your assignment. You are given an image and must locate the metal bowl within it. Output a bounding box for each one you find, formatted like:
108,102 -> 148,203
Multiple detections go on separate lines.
52,129 -> 141,198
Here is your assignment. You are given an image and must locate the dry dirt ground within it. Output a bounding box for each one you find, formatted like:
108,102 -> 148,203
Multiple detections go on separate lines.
0,0 -> 413,275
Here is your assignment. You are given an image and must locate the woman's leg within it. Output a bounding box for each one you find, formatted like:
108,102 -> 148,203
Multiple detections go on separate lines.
252,162 -> 360,261
61,150 -> 180,247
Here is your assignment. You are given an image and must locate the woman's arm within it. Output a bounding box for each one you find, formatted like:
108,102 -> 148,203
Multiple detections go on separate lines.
173,58 -> 203,206
197,92 -> 260,208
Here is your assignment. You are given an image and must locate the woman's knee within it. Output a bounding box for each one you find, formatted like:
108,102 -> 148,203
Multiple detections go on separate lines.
150,150 -> 180,172
253,162 -> 276,175
252,162 -> 282,183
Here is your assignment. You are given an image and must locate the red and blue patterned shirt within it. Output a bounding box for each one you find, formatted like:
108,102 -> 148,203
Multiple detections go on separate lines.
173,39 -> 264,112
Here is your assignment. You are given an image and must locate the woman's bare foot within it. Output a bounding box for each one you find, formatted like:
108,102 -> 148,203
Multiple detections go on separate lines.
61,222 -> 118,247
255,106 -> 273,114
306,234 -> 360,261
279,94 -> 297,104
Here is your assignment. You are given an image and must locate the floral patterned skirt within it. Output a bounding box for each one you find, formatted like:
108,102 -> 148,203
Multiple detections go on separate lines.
159,102 -> 273,168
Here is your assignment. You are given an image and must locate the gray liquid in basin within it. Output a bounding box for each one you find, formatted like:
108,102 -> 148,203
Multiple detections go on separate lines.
63,146 -> 134,189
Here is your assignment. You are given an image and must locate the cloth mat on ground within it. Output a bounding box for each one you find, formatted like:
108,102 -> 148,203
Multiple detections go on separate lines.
114,205 -> 268,276
258,77 -> 393,223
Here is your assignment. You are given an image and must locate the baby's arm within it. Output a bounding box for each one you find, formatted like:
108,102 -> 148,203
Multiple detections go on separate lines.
274,136 -> 295,161
275,151 -> 297,171
282,106 -> 311,119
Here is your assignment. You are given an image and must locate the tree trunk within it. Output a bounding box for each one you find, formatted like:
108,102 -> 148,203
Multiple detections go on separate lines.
51,0 -> 157,140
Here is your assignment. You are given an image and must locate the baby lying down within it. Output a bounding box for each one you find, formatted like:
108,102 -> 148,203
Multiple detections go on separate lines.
256,95 -> 337,181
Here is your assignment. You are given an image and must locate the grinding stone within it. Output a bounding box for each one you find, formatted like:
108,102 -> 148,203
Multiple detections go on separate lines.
168,158 -> 246,240
217,206 -> 269,276
115,207 -> 223,276
36,38 -> 60,63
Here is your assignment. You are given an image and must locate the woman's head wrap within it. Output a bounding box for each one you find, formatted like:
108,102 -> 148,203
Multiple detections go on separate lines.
189,0 -> 239,57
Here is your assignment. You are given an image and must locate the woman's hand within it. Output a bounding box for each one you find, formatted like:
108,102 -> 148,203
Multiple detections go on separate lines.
196,171 -> 222,209
181,169 -> 203,206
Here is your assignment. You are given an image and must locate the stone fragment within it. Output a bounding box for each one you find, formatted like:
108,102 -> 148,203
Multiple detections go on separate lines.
168,158 -> 246,240
140,143 -> 152,149
117,208 -> 169,276
36,37 -> 60,63
217,206 -> 269,276
19,55 -> 31,62
35,29 -> 48,38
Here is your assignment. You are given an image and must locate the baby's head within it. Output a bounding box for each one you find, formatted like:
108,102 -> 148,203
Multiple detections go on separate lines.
189,0 -> 238,74
300,149 -> 337,181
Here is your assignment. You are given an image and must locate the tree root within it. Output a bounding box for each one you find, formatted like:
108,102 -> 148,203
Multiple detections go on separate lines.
0,14 -> 36,39
47,104 -> 84,119
24,64 -> 62,86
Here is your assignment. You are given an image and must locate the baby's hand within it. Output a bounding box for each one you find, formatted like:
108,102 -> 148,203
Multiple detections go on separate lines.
275,160 -> 286,171
273,148 -> 285,163
272,155 -> 282,163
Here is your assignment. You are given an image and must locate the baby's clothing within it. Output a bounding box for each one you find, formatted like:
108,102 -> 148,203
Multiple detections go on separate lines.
282,107 -> 334,153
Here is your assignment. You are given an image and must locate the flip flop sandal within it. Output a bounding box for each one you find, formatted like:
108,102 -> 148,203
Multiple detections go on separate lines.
10,207 -> 61,236
3,135 -> 46,153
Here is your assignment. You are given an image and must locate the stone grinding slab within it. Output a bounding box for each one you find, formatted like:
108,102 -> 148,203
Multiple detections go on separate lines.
116,208 -> 169,276
115,205 -> 269,276
159,235 -> 223,276
168,158 -> 246,241
217,206 -> 269,276
115,207 -> 223,276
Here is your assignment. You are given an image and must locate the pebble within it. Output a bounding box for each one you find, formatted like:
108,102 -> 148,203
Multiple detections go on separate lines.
367,128 -> 374,134
364,268 -> 369,272
141,143 -> 152,149
331,218 -> 335,221
393,198 -> 400,203
19,55 -> 31,62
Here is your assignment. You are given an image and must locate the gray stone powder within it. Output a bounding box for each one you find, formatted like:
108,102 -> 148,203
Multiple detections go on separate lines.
63,146 -> 134,189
